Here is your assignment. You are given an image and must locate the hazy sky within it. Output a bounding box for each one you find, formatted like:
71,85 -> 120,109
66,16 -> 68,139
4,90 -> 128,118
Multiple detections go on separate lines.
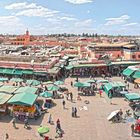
0,0 -> 140,35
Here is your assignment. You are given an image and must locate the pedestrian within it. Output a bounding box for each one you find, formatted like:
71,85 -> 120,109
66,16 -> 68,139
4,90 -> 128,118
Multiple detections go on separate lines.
77,95 -> 81,101
70,92 -> 73,101
72,107 -> 75,117
108,92 -> 113,104
24,118 -> 29,128
56,119 -> 61,131
48,114 -> 52,124
131,124 -> 135,136
74,107 -> 77,117
127,83 -> 129,90
12,117 -> 16,128
62,100 -> 66,109
66,93 -> 69,100
99,90 -> 102,97
71,81 -> 73,87
119,109 -> 123,121
5,133 -> 9,140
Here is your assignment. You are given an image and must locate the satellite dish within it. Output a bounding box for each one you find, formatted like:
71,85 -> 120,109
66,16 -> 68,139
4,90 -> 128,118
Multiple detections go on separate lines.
31,59 -> 34,66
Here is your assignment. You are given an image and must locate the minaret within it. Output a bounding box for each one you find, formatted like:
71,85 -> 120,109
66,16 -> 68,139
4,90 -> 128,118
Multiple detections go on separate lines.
26,29 -> 29,36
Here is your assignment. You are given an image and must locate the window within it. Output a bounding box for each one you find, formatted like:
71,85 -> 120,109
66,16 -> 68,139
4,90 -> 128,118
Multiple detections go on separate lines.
138,55 -> 140,58
132,55 -> 136,59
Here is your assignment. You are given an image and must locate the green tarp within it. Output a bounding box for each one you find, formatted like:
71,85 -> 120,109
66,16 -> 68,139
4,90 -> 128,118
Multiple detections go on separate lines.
0,86 -> 19,94
0,68 -> 4,74
14,69 -> 23,75
122,68 -> 135,76
0,93 -> 13,105
22,70 -> 33,75
125,93 -> 140,101
3,69 -> 14,75
14,86 -> 38,94
132,71 -> 140,79
8,92 -> 38,106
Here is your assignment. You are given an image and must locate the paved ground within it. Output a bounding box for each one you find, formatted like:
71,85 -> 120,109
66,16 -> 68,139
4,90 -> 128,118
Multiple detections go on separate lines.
0,76 -> 140,140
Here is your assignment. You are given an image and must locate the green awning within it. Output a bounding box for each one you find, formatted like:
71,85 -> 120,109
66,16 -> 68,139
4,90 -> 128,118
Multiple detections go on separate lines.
122,68 -> 135,76
0,68 -> 4,74
14,86 -> 38,94
14,69 -> 23,75
0,77 -> 8,82
103,82 -> 125,95
34,71 -> 47,76
65,65 -> 74,70
10,78 -> 23,82
125,93 -> 140,101
132,71 -> 140,79
22,70 -> 33,75
3,68 -> 15,75
103,83 -> 113,94
8,92 -> 38,106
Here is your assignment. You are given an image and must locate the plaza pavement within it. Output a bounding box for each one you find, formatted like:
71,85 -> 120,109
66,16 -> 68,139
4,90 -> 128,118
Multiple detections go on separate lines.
0,76 -> 140,140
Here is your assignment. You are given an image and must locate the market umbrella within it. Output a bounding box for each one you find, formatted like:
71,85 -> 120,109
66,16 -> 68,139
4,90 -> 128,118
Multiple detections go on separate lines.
82,82 -> 91,87
134,78 -> 140,84
136,119 -> 140,124
43,81 -> 54,85
107,110 -> 119,121
96,80 -> 109,83
37,126 -> 49,134
74,82 -> 84,87
54,80 -> 64,85
10,78 -> 23,82
86,80 -> 95,83
26,80 -> 40,86
40,91 -> 53,98
48,85 -> 59,91
0,77 -> 8,82
31,80 -> 40,86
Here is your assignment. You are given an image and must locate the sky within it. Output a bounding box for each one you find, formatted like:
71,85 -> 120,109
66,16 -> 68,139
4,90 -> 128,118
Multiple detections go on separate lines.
0,0 -> 140,35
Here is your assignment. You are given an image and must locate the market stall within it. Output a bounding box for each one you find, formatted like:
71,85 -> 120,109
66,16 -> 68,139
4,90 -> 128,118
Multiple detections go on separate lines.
7,92 -> 38,120
103,81 -> 126,97
0,93 -> 13,115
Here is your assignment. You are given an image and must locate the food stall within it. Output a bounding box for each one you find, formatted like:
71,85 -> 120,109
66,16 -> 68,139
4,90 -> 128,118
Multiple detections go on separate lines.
0,93 -> 13,115
103,81 -> 126,97
7,92 -> 38,120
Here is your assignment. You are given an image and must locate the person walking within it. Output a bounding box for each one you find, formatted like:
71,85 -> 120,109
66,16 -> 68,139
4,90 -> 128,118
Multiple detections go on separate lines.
48,114 -> 52,124
24,118 -> 29,128
5,133 -> 9,140
74,107 -> 77,117
99,90 -> 102,97
12,117 -> 16,128
72,107 -> 75,117
56,119 -> 61,131
108,93 -> 112,104
131,124 -> 135,137
62,100 -> 66,109
70,92 -> 73,102
71,81 -> 73,87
